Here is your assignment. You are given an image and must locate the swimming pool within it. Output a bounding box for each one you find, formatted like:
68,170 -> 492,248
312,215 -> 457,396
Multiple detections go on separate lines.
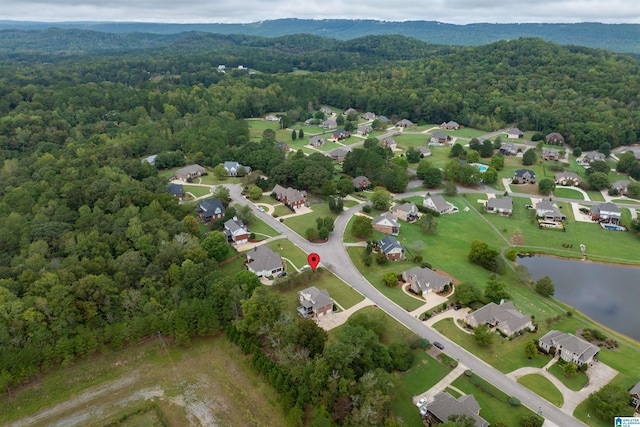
471,163 -> 488,172
602,224 -> 626,231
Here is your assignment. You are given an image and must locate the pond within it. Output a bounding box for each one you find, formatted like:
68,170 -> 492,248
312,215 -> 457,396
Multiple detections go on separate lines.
517,256 -> 640,341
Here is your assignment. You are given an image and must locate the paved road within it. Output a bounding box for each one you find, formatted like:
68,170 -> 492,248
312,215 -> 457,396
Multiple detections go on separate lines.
226,185 -> 587,427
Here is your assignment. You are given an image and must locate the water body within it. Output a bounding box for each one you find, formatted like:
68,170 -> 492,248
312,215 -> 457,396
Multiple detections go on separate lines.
517,256 -> 640,341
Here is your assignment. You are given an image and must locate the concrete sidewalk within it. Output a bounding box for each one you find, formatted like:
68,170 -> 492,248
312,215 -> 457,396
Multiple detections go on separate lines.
316,298 -> 375,331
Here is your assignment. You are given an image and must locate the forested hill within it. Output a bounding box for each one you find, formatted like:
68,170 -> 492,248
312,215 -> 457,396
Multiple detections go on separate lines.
3,19 -> 640,53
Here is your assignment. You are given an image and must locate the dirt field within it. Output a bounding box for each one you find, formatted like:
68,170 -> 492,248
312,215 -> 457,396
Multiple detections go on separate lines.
0,336 -> 287,427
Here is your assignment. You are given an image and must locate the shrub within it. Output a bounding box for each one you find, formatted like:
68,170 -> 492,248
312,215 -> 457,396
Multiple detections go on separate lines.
362,205 -> 372,213
509,396 -> 521,406
464,369 -> 473,377
505,248 -> 517,261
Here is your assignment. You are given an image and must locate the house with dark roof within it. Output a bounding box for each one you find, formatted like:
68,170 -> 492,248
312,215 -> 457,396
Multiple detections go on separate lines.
584,151 -> 606,164
353,176 -> 371,190
430,131 -> 448,144
379,236 -> 405,261
465,301 -> 533,337
272,185 -> 307,210
331,129 -> 350,142
538,330 -> 599,366
402,267 -> 450,295
513,169 -> 536,184
246,245 -> 283,277
275,141 -> 290,152
392,202 -> 419,222
542,148 -> 560,161
611,180 -> 631,196
440,120 -> 460,130
416,146 -> 431,157
499,142 -> 518,156
357,125 -> 373,136
223,161 -> 251,177
328,147 -> 350,162
535,199 -> 566,221
381,137 -> 397,149
555,172 -> 582,186
424,392 -> 489,427
376,115 -> 391,124
224,218 -> 250,244
507,127 -> 524,139
175,164 -> 207,182
343,108 -> 357,116
167,183 -> 184,200
630,382 -> 640,410
423,195 -> 454,214
321,118 -> 337,129
372,212 -> 400,235
590,202 -> 621,224
546,132 -> 565,144
396,119 -> 415,128
309,135 -> 326,147
196,198 -> 225,222
297,286 -> 334,318
486,197 -> 513,216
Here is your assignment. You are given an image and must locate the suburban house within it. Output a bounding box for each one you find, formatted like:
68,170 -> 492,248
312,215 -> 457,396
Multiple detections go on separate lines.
542,148 -> 560,161
331,129 -> 350,142
423,195 -> 455,214
590,202 -> 621,224
424,392 -> 489,427
538,330 -> 600,366
535,199 -> 566,221
402,266 -> 450,295
195,198 -> 225,222
486,197 -> 513,216
357,125 -> 373,136
396,119 -> 415,128
372,212 -> 400,235
507,127 -> 524,139
555,172 -> 582,186
546,132 -> 565,144
175,164 -> 207,182
440,120 -> 460,130
363,112 -> 376,120
611,180 -> 631,196
376,115 -> 391,124
142,154 -> 157,165
381,137 -> 397,149
223,217 -> 250,244
275,141 -> 290,152
272,185 -> 307,210
379,236 -> 405,261
630,382 -> 640,410
513,169 -> 536,184
223,161 -> 251,176
499,142 -> 518,156
391,202 -> 419,222
344,108 -> 357,116
584,151 -> 606,163
167,183 -> 184,200
246,245 -> 283,278
265,114 -> 279,121
416,146 -> 432,157
430,131 -> 448,144
309,135 -> 326,147
297,286 -> 334,319
320,106 -> 333,115
353,175 -> 372,190
465,301 -> 533,337
321,118 -> 337,129
328,147 -> 350,162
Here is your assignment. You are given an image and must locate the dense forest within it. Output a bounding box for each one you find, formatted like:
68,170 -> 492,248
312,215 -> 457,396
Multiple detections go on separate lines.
1,33 -> 640,425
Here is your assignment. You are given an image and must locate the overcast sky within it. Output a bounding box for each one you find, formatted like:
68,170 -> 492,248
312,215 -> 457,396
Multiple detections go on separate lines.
2,0 -> 640,25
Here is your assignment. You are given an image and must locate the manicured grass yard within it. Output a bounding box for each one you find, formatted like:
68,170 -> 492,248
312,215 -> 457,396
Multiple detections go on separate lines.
182,185 -> 211,197
547,362 -> 589,391
283,202 -> 338,237
264,238 -> 308,268
573,373 -> 637,427
517,374 -> 564,407
247,217 -> 279,238
272,205 -> 293,217
442,127 -> 488,138
254,195 -> 281,205
553,187 -> 585,200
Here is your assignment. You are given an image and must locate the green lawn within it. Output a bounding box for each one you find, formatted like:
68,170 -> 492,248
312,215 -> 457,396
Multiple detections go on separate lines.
218,255 -> 247,276
452,372 -> 539,427
283,202 -> 339,238
547,362 -> 589,391
182,185 -> 211,197
553,187 -> 585,200
262,239 -> 309,268
612,198 -> 640,204
272,205 -> 292,217
442,127 -> 488,138
342,213 -> 386,244
517,374 -> 564,407
573,373 -> 637,427
254,195 -> 281,205
247,217 -> 279,238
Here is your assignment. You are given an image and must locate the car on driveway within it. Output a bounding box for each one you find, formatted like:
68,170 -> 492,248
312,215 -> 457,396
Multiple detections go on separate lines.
433,341 -> 444,350
258,206 -> 265,212
277,271 -> 287,277
420,406 -> 428,416
415,397 -> 427,407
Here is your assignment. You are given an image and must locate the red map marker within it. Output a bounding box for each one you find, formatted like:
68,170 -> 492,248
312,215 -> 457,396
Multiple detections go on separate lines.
307,253 -> 320,271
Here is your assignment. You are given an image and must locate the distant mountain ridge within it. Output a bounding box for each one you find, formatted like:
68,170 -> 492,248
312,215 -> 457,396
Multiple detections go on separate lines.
2,19 -> 640,53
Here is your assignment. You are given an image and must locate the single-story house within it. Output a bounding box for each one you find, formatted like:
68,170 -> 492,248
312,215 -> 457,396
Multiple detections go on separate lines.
542,148 -> 560,161
142,154 -> 157,165
430,131 -> 448,144
379,236 -> 405,261
513,169 -> 536,184
223,161 -> 251,177
328,147 -> 350,162
546,132 -> 564,144
196,198 -> 225,222
344,108 -> 357,116
555,172 -> 582,186
275,141 -> 290,152
500,142 -> 518,156
224,217 -> 250,244
590,202 -> 621,224
167,183 -> 184,200
486,197 -> 513,216
424,392 -> 489,427
423,195 -> 454,214
507,127 -> 524,139
357,125 -> 373,136
465,301 -> 533,337
584,151 -> 606,163
440,120 -> 460,130
309,135 -> 326,147
372,212 -> 400,235
391,202 -> 419,222
611,180 -> 631,196
363,112 -> 376,120
297,286 -> 333,318
535,199 -> 566,221
272,185 -> 307,210
396,119 -> 415,128
353,176 -> 372,190
381,137 -> 397,149
376,115 -> 391,124
321,118 -> 337,129
320,106 -> 333,115
246,245 -> 283,278
416,146 -> 432,157
175,164 -> 207,182
402,266 -> 450,295
265,114 -> 279,122
538,330 -> 600,366
630,382 -> 640,410
331,129 -> 350,141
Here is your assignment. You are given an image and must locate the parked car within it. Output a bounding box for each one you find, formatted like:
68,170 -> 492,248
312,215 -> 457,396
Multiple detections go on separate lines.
433,341 -> 444,350
420,406 -> 428,416
415,397 -> 427,408
277,271 -> 287,277
454,305 -> 462,311
258,206 -> 265,212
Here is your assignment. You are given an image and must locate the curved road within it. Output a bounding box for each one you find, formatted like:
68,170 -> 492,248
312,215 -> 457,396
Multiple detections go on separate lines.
226,185 -> 586,427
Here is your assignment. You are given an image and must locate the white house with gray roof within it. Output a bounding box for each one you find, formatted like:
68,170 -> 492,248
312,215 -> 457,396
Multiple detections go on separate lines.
224,218 -> 250,244
246,245 -> 283,278
590,202 -> 621,224
486,197 -> 513,216
423,195 -> 455,214
392,202 -> 419,222
297,286 -> 334,318
402,267 -> 450,295
538,330 -> 599,366
535,199 -> 566,221
424,392 -> 489,427
223,161 -> 251,176
465,301 -> 533,337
